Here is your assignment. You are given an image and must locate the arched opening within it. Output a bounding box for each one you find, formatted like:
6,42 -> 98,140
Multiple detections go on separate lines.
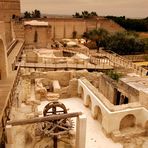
93,106 -> 102,123
120,114 -> 136,130
85,95 -> 92,109
79,86 -> 84,99
0,39 -> 7,80
114,89 -> 121,105
124,96 -> 129,104
145,121 -> 148,136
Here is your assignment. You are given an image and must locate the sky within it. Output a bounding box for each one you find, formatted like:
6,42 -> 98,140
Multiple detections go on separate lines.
21,0 -> 148,18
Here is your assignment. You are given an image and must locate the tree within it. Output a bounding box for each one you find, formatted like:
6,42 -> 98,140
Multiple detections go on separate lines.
106,32 -> 145,55
72,11 -> 98,19
106,16 -> 148,32
73,12 -> 82,18
83,28 -> 109,49
90,11 -> 98,17
32,9 -> 41,18
82,11 -> 90,19
24,11 -> 31,18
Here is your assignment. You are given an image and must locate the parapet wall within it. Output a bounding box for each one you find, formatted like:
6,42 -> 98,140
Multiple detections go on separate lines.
47,17 -> 124,39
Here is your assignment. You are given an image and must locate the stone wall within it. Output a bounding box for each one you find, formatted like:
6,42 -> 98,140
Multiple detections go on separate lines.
97,75 -> 140,105
47,17 -> 124,39
0,0 -> 20,22
0,0 -> 21,47
98,75 -> 116,104
24,25 -> 52,48
24,17 -> 124,47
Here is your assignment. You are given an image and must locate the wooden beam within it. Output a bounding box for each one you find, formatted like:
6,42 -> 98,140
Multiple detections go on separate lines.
7,112 -> 82,126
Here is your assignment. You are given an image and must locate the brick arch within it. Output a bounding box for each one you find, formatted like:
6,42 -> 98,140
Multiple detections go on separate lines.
119,114 -> 136,130
0,38 -> 8,79
85,95 -> 92,110
93,105 -> 102,123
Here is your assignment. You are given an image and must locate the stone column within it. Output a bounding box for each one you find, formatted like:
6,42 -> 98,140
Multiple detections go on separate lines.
75,114 -> 87,148
5,125 -> 14,148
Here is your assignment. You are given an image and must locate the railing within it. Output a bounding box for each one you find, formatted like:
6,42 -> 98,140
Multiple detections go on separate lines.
99,49 -> 148,76
0,65 -> 21,142
7,40 -> 18,56
15,61 -> 112,70
12,41 -> 25,70
63,47 -> 148,76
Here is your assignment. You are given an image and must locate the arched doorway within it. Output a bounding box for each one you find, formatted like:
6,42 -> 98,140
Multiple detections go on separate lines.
0,39 -> 8,80
120,114 -> 136,130
93,106 -> 102,123
79,86 -> 84,99
85,95 -> 92,109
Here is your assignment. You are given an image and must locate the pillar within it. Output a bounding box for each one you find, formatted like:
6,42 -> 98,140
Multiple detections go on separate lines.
5,125 -> 14,148
75,114 -> 87,148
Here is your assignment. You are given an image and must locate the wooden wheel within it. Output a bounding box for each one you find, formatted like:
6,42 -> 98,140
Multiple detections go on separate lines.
42,101 -> 72,136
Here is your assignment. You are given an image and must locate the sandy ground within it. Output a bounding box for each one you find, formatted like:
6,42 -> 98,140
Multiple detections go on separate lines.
38,97 -> 123,148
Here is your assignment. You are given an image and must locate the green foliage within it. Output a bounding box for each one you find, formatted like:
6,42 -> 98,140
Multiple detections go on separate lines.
82,28 -> 109,49
142,38 -> 148,52
83,29 -> 146,54
106,32 -> 145,55
32,9 -> 41,18
73,11 -> 98,19
106,16 -> 148,32
24,11 -> 31,18
23,9 -> 41,18
106,70 -> 121,81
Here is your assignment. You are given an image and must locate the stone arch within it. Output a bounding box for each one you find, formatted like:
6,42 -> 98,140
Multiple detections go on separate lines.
79,86 -> 84,99
120,114 -> 136,130
85,95 -> 92,109
93,105 -> 102,123
0,39 -> 8,80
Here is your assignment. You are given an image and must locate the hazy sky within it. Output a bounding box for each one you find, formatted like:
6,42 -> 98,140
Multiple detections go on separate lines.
21,0 -> 148,18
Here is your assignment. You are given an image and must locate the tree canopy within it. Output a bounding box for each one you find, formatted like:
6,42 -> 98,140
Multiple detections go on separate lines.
83,29 -> 146,55
24,9 -> 41,18
106,16 -> 148,32
73,11 -> 98,19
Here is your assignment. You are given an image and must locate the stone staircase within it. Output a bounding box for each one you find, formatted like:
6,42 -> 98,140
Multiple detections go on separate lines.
12,21 -> 24,40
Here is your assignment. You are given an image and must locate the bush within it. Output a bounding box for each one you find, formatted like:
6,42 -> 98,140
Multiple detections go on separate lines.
106,70 -> 122,81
